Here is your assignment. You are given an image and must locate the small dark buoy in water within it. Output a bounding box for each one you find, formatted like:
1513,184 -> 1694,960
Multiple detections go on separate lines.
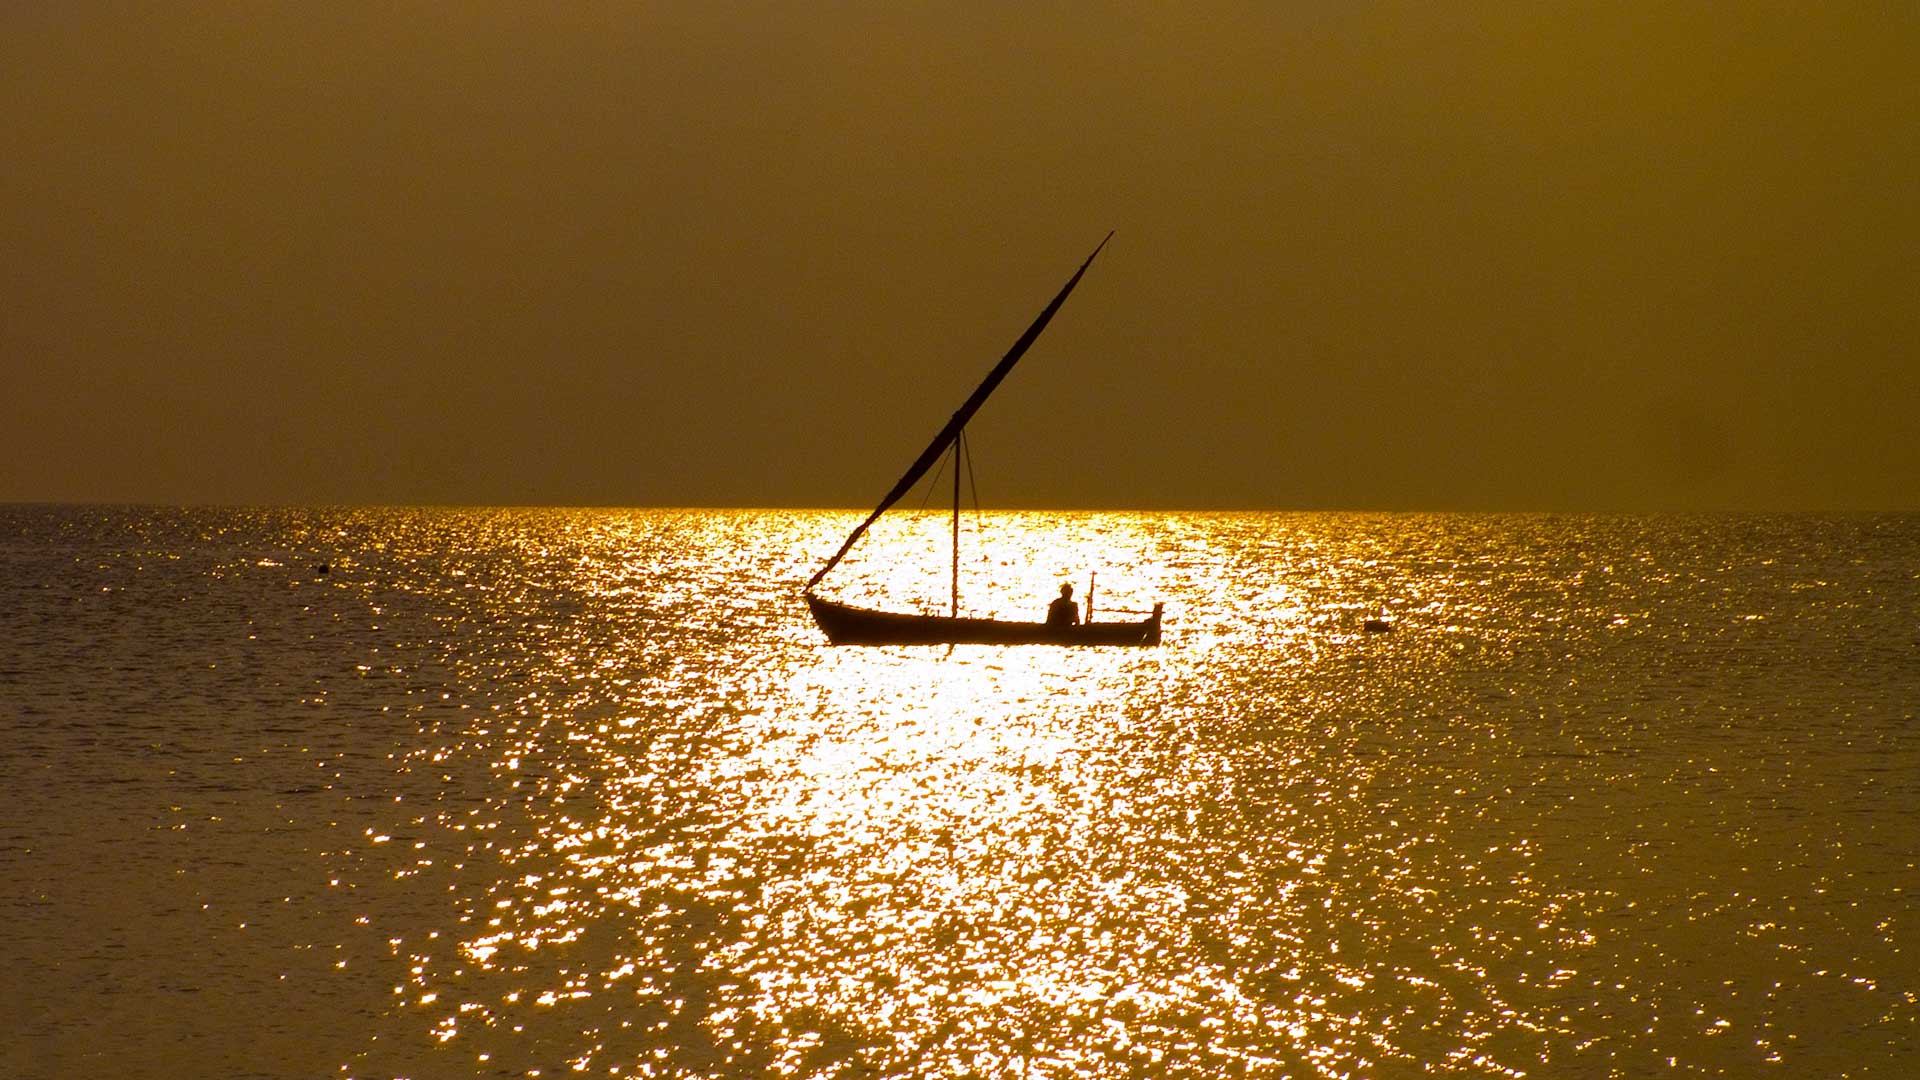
314,562 -> 330,576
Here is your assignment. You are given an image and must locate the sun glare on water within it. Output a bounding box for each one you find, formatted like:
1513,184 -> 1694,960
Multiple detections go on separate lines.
273,509 -> 1920,1079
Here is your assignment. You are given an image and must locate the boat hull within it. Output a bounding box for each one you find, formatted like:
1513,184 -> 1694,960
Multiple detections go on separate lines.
806,594 -> 1162,647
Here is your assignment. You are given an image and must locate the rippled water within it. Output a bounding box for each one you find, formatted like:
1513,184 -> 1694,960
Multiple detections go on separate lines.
2,507 -> 1916,1078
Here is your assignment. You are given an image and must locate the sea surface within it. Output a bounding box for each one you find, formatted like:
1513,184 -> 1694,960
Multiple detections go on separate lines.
2,506 -> 1916,1079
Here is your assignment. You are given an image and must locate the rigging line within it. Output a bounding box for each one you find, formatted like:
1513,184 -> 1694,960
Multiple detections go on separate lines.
913,442 -> 955,513
962,429 -> 982,517
961,430 -> 986,564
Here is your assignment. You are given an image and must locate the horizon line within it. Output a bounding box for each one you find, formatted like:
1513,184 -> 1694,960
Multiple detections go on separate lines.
4,500 -> 1916,515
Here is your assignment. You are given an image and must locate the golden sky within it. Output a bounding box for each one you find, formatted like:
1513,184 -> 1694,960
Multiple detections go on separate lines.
4,3 -> 1914,508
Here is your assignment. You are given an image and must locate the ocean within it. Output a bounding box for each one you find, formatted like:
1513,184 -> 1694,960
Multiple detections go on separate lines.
2,506 -> 1915,1078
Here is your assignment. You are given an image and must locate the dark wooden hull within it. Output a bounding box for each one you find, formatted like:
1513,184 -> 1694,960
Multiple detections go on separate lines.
806,594 -> 1162,647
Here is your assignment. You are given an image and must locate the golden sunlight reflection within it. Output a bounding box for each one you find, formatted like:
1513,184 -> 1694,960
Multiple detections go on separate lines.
310,510 -> 1920,1079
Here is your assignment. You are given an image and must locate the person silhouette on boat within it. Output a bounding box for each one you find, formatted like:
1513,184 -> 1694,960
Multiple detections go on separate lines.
1047,583 -> 1080,628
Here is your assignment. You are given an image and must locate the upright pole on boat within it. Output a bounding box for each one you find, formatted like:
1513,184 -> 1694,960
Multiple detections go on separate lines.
1087,571 -> 1096,623
951,430 -> 962,619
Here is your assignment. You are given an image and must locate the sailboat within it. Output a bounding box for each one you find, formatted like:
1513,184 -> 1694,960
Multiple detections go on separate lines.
803,233 -> 1164,647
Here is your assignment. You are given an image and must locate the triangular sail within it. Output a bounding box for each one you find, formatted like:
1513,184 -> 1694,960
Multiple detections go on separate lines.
805,232 -> 1113,594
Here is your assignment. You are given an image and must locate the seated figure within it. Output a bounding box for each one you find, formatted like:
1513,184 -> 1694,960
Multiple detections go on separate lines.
1046,583 -> 1080,628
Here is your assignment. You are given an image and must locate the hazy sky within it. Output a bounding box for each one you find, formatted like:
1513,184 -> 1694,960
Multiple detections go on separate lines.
4,4 -> 1915,509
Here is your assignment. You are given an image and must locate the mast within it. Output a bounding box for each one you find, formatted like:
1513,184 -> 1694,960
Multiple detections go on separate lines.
951,431 -> 962,618
805,231 -> 1114,594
